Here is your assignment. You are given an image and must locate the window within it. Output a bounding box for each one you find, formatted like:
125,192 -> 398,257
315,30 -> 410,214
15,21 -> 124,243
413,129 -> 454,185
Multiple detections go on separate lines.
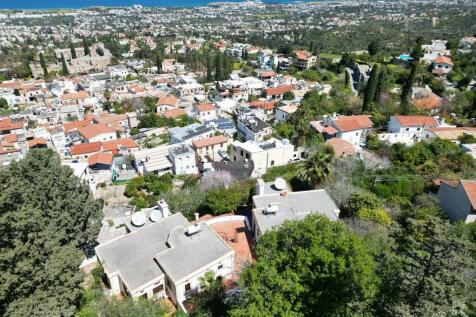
153,284 -> 163,294
185,283 -> 191,292
240,150 -> 243,156
405,128 -> 409,131
417,128 -> 421,131
218,264 -> 223,270
270,160 -> 275,166
245,153 -> 249,159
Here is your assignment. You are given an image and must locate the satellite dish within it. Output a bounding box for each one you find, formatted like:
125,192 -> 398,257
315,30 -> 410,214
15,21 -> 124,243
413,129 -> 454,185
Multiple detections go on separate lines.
131,211 -> 146,227
274,177 -> 286,191
150,209 -> 163,222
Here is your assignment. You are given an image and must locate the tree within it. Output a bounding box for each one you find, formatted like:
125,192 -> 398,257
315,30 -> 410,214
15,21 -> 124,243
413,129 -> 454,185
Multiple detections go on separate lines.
189,272 -> 227,316
39,52 -> 48,77
229,214 -> 380,317
0,149 -> 103,316
375,217 -> 474,316
215,52 -> 223,82
60,53 -> 69,76
204,181 -> 252,215
206,56 -> 213,82
374,65 -> 386,104
368,40 -> 381,56
282,91 -> 295,100
70,42 -> 77,59
297,145 -> 334,188
344,69 -> 351,87
156,53 -> 162,73
83,38 -> 90,56
362,64 -> 380,112
400,61 -> 417,114
0,98 -> 8,109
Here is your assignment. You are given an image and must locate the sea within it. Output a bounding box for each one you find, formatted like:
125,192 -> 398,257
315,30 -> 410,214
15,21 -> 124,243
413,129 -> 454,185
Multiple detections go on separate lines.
0,0 -> 310,10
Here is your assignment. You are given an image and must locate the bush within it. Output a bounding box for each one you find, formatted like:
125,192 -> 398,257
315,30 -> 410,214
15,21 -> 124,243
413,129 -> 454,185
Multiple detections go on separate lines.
346,192 -> 382,216
356,207 -> 392,226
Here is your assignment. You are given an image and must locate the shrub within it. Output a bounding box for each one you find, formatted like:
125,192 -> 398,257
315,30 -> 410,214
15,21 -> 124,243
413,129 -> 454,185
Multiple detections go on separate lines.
356,207 -> 392,226
346,192 -> 381,216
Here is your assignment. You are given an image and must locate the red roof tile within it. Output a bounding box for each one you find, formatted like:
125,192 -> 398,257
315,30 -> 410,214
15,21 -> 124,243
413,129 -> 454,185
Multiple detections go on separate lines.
28,137 -> 47,148
163,108 -> 187,118
394,115 -> 438,127
265,84 -> 293,97
194,103 -> 215,112
249,100 -> 276,110
192,135 -> 228,149
0,117 -> 23,132
326,138 -> 356,158
157,95 -> 178,106
461,180 -> 476,210
63,119 -> 92,133
434,56 -> 453,66
78,124 -> 117,139
101,138 -> 139,152
70,142 -> 102,155
88,152 -> 113,167
332,115 -> 373,132
60,91 -> 88,101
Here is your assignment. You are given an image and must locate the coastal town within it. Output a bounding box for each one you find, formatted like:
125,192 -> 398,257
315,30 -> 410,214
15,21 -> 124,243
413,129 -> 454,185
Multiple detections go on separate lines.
0,1 -> 476,316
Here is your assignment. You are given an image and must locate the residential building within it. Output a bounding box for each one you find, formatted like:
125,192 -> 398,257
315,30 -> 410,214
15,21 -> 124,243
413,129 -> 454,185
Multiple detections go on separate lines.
231,138 -> 303,176
432,56 -> 454,75
78,124 -> 118,143
133,145 -> 173,175
193,135 -> 230,161
157,95 -> 178,114
95,210 -> 234,307
204,118 -> 236,137
412,86 -> 443,113
325,138 -> 357,158
265,84 -> 293,100
437,180 -> 476,223
237,117 -> 272,142
193,103 -> 217,122
293,50 -> 317,70
378,115 -> 440,146
423,127 -> 476,143
275,104 -> 298,123
251,178 -> 340,238
168,144 -> 198,175
168,123 -> 214,145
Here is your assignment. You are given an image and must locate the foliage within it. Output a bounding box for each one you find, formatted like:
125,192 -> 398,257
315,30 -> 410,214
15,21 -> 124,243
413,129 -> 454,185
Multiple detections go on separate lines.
204,181 -> 253,215
0,98 -> 8,109
374,217 -> 474,316
363,64 -> 380,112
297,145 -> 335,188
159,185 -> 206,221
459,133 -> 476,144
356,207 -> 392,226
189,272 -> 228,317
0,149 -> 103,316
282,91 -> 295,100
229,214 -> 380,317
346,192 -> 382,215
125,173 -> 173,207
60,52 -> 69,76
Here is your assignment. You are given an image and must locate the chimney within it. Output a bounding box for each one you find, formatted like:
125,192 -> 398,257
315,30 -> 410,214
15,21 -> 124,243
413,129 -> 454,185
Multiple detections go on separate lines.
256,179 -> 265,196
194,212 -> 199,222
157,199 -> 169,218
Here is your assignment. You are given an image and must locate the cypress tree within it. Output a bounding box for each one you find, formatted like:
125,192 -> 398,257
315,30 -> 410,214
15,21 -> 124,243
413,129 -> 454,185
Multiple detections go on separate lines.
345,69 -> 351,87
39,52 -> 48,77
83,38 -> 90,56
374,65 -> 386,104
206,56 -> 213,82
215,52 -> 223,82
224,54 -> 232,79
70,42 -> 77,59
60,53 -> 69,76
156,53 -> 162,73
362,64 -> 379,112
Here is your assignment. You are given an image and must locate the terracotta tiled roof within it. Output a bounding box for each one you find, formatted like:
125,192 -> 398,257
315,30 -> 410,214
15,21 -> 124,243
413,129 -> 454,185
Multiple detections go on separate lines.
27,137 -> 47,148
88,152 -> 113,167
101,138 -> 139,152
2,134 -> 18,144
394,115 -> 438,127
194,103 -> 215,112
0,117 -> 23,132
324,126 -> 338,135
326,138 -> 356,158
63,119 -> 92,133
249,100 -> 276,110
163,108 -> 187,118
192,135 -> 228,149
294,50 -> 312,60
70,142 -> 102,155
265,84 -> 293,97
157,95 -> 178,106
78,124 -> 117,139
460,180 -> 476,210
60,90 -> 88,101
332,115 -> 373,132
412,90 -> 443,110
434,56 -> 454,66
128,84 -> 145,93
93,114 -> 128,125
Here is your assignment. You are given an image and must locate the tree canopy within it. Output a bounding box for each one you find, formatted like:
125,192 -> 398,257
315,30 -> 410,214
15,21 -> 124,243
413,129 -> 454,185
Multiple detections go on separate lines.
0,149 -> 103,317
229,214 -> 380,317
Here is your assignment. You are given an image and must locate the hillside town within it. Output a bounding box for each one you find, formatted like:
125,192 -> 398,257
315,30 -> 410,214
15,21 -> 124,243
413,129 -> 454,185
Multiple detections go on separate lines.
1,1 -> 476,317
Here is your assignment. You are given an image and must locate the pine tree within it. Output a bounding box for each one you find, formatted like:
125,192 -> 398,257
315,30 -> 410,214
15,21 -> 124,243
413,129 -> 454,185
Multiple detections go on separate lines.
362,64 -> 379,112
374,65 -> 386,104
206,56 -> 213,82
83,38 -> 90,56
215,52 -> 223,82
60,53 -> 69,76
70,42 -> 77,59
39,52 -> 48,77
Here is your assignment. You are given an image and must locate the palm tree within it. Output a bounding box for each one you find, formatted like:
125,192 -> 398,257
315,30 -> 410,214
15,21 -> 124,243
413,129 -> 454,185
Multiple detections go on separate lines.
297,145 -> 335,188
